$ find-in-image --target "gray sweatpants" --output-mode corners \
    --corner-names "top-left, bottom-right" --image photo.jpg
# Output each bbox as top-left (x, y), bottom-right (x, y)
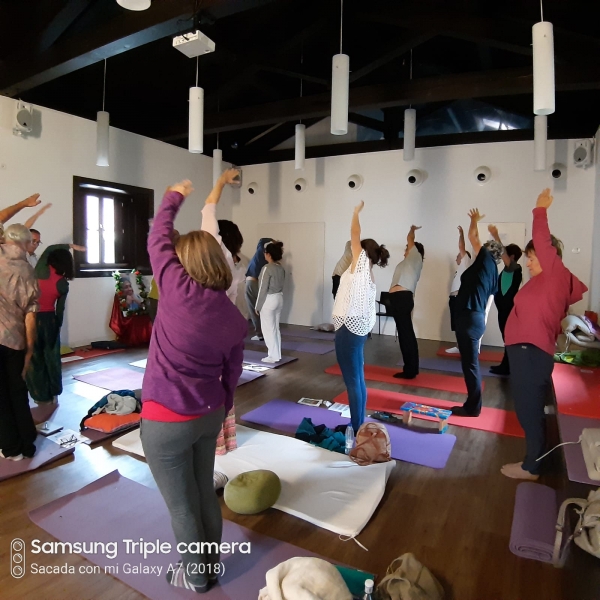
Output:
top-left (141, 406), bottom-right (225, 586)
top-left (245, 278), bottom-right (262, 337)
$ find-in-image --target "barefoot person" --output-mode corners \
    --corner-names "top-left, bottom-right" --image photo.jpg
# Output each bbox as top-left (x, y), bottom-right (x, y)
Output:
top-left (501, 189), bottom-right (587, 480)
top-left (451, 209), bottom-right (502, 417)
top-left (140, 180), bottom-right (247, 592)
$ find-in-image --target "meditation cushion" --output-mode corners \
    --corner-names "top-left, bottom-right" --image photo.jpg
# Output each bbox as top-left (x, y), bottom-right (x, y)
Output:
top-left (224, 469), bottom-right (281, 515)
top-left (83, 413), bottom-right (140, 433)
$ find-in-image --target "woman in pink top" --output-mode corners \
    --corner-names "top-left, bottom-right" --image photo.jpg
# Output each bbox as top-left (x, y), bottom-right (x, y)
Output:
top-left (502, 189), bottom-right (587, 480)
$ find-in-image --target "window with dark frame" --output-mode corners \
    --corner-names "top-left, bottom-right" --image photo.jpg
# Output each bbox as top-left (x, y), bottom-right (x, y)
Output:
top-left (73, 176), bottom-right (154, 278)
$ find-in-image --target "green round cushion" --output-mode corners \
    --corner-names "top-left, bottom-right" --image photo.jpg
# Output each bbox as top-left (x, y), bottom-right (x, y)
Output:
top-left (224, 470), bottom-right (281, 515)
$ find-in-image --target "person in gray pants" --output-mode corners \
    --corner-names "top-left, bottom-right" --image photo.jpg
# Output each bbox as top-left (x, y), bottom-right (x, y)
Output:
top-left (245, 237), bottom-right (273, 340)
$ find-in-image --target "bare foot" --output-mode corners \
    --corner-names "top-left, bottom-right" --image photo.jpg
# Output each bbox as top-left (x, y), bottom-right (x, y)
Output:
top-left (501, 462), bottom-right (539, 481)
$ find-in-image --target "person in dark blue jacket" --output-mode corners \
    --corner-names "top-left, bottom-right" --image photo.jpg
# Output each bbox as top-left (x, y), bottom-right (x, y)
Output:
top-left (245, 237), bottom-right (273, 340)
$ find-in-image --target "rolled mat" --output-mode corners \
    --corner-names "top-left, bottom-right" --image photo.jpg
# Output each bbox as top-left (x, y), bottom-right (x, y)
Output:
top-left (325, 363), bottom-right (482, 394)
top-left (552, 362), bottom-right (600, 419)
top-left (332, 388), bottom-right (524, 438)
top-left (436, 346), bottom-right (504, 363)
top-left (509, 482), bottom-right (559, 563)
top-left (242, 399), bottom-right (456, 469)
top-left (28, 470), bottom-right (331, 600)
top-left (399, 356), bottom-right (507, 379)
top-left (243, 350), bottom-right (297, 368)
top-left (0, 437), bottom-right (74, 482)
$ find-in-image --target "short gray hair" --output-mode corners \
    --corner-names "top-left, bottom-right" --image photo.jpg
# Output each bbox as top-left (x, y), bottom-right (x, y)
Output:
top-left (5, 223), bottom-right (32, 245)
top-left (484, 240), bottom-right (504, 264)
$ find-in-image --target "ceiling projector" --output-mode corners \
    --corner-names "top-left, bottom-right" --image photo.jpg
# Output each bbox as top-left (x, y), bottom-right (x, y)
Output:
top-left (173, 31), bottom-right (215, 58)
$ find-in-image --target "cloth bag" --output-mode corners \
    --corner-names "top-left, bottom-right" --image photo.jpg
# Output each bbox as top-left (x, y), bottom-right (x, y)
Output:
top-left (553, 488), bottom-right (600, 567)
top-left (349, 422), bottom-right (391, 466)
top-left (376, 553), bottom-right (444, 600)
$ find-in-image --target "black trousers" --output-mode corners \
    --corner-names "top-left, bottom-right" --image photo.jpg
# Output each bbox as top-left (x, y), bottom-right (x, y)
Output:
top-left (332, 275), bottom-right (341, 299)
top-left (389, 291), bottom-right (419, 377)
top-left (448, 295), bottom-right (458, 332)
top-left (455, 309), bottom-right (485, 414)
top-left (495, 298), bottom-right (514, 371)
top-left (507, 344), bottom-right (554, 474)
top-left (0, 344), bottom-right (37, 457)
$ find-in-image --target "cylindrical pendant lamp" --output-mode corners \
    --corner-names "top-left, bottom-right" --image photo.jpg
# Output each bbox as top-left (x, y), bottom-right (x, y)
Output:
top-left (331, 54), bottom-right (349, 135)
top-left (213, 148), bottom-right (222, 186)
top-left (403, 108), bottom-right (416, 161)
top-left (534, 115), bottom-right (547, 171)
top-left (96, 111), bottom-right (110, 167)
top-left (189, 86), bottom-right (204, 154)
top-left (532, 21), bottom-right (555, 115)
top-left (295, 124), bottom-right (306, 170)
top-left (117, 0), bottom-right (151, 10)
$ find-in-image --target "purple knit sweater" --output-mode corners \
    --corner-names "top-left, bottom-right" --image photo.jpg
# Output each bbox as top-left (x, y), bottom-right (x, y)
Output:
top-left (141, 190), bottom-right (248, 416)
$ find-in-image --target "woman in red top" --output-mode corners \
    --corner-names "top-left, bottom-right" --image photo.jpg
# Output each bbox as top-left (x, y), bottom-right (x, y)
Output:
top-left (502, 189), bottom-right (587, 480)
top-left (26, 244), bottom-right (84, 404)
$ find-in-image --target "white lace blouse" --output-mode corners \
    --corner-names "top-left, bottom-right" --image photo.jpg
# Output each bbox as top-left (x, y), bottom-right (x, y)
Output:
top-left (332, 250), bottom-right (376, 336)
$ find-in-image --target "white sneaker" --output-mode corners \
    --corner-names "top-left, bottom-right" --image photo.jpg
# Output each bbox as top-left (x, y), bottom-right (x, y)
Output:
top-left (0, 451), bottom-right (23, 461)
top-left (445, 346), bottom-right (460, 354)
top-left (251, 336), bottom-right (264, 341)
top-left (261, 357), bottom-right (278, 363)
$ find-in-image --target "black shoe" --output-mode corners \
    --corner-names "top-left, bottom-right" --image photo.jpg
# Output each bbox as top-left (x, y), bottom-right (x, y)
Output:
top-left (450, 406), bottom-right (480, 417)
top-left (393, 371), bottom-right (417, 380)
top-left (490, 365), bottom-right (509, 376)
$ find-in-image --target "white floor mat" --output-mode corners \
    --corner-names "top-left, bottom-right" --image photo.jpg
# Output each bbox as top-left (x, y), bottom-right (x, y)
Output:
top-left (129, 359), bottom-right (147, 369)
top-left (113, 425), bottom-right (394, 538)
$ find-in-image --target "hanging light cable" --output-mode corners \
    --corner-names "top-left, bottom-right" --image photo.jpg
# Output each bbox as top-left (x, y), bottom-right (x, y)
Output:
top-left (189, 56), bottom-right (204, 154)
top-left (330, 0), bottom-right (349, 135)
top-left (295, 47), bottom-right (306, 170)
top-left (533, 0), bottom-right (555, 115)
top-left (213, 98), bottom-right (222, 185)
top-left (96, 59), bottom-right (109, 167)
top-left (403, 49), bottom-right (416, 161)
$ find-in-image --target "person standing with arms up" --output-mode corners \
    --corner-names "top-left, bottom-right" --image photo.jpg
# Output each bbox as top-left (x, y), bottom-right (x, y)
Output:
top-left (332, 201), bottom-right (389, 432)
top-left (332, 241), bottom-right (352, 299)
top-left (502, 189), bottom-right (587, 480)
top-left (256, 241), bottom-right (285, 363)
top-left (390, 225), bottom-right (424, 379)
top-left (245, 237), bottom-right (274, 341)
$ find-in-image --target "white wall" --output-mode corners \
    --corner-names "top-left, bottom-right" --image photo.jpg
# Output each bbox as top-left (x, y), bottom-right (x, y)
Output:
top-left (0, 96), bottom-right (233, 347)
top-left (233, 139), bottom-right (597, 346)
top-left (590, 126), bottom-right (600, 314)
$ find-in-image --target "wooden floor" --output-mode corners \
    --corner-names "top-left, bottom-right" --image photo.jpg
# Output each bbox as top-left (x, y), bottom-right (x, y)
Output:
top-left (2, 326), bottom-right (598, 600)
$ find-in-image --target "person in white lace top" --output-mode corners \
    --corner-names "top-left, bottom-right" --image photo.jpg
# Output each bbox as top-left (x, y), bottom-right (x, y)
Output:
top-left (332, 201), bottom-right (390, 432)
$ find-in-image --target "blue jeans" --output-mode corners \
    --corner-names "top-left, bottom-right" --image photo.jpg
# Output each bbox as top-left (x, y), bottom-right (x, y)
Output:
top-left (335, 325), bottom-right (368, 432)
top-left (455, 309), bottom-right (485, 414)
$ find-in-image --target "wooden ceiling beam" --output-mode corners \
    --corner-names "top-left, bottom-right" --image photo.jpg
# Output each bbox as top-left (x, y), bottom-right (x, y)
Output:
top-left (38, 0), bottom-right (99, 53)
top-left (348, 112), bottom-right (386, 132)
top-left (258, 65), bottom-right (330, 88)
top-left (199, 64), bottom-right (600, 135)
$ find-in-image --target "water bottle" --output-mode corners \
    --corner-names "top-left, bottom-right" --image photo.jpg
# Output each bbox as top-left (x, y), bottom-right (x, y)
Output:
top-left (362, 578), bottom-right (374, 599)
top-left (345, 425), bottom-right (354, 454)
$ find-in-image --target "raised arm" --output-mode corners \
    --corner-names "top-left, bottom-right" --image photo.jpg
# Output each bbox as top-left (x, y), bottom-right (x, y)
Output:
top-left (350, 201), bottom-right (364, 270)
top-left (532, 188), bottom-right (559, 273)
top-left (24, 203), bottom-right (52, 229)
top-left (407, 225), bottom-right (421, 251)
top-left (201, 168), bottom-right (238, 247)
top-left (487, 224), bottom-right (510, 268)
top-left (0, 194), bottom-right (41, 224)
top-left (467, 208), bottom-right (485, 256)
top-left (148, 180), bottom-right (194, 293)
top-left (457, 225), bottom-right (467, 257)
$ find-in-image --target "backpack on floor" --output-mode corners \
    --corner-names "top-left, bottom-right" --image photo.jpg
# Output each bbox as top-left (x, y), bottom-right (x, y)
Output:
top-left (553, 488), bottom-right (600, 567)
top-left (376, 553), bottom-right (444, 600)
top-left (349, 422), bottom-right (391, 466)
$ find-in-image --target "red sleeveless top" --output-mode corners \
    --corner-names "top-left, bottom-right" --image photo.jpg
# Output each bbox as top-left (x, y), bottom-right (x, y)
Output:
top-left (38, 267), bottom-right (63, 313)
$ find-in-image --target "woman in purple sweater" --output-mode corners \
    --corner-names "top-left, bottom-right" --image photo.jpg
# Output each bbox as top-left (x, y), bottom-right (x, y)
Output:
top-left (140, 180), bottom-right (247, 593)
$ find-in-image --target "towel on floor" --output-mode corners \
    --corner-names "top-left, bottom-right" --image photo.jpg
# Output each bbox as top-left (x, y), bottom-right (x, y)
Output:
top-left (295, 418), bottom-right (346, 454)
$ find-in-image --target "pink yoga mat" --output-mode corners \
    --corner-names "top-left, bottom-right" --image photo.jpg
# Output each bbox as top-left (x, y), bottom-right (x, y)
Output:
top-left (243, 399), bottom-right (456, 469)
top-left (73, 367), bottom-right (144, 391)
top-left (0, 437), bottom-right (74, 482)
top-left (509, 482), bottom-right (560, 563)
top-left (29, 470), bottom-right (323, 599)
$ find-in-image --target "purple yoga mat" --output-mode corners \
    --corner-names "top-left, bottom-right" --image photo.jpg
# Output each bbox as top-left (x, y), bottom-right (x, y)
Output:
top-left (83, 424), bottom-right (140, 444)
top-left (557, 413), bottom-right (600, 486)
top-left (246, 338), bottom-right (334, 355)
top-left (397, 356), bottom-right (508, 379)
top-left (509, 482), bottom-right (559, 563)
top-left (281, 328), bottom-right (335, 341)
top-left (29, 470), bottom-right (321, 600)
top-left (243, 350), bottom-right (298, 369)
top-left (0, 437), bottom-right (74, 482)
top-left (238, 370), bottom-right (265, 386)
top-left (242, 399), bottom-right (456, 469)
top-left (74, 367), bottom-right (145, 391)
